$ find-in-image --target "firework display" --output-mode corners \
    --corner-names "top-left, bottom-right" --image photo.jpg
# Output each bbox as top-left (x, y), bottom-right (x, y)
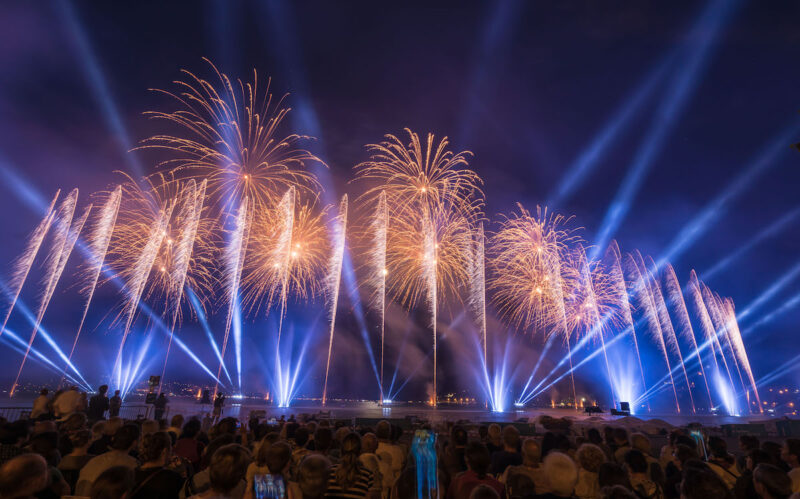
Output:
top-left (0, 62), bottom-right (765, 415)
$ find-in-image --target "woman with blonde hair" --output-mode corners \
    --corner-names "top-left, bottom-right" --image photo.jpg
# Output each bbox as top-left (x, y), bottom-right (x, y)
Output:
top-left (574, 443), bottom-right (607, 499)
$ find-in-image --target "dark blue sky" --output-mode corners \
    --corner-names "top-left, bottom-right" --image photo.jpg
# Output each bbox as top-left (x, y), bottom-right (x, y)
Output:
top-left (0, 0), bottom-right (798, 401)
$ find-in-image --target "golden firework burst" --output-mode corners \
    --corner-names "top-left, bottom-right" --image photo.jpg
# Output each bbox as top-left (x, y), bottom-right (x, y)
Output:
top-left (139, 58), bottom-right (323, 213)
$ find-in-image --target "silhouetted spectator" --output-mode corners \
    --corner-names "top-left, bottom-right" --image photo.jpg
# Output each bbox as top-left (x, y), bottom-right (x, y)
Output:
top-left (448, 442), bottom-right (503, 499)
top-left (154, 393), bottom-right (168, 421)
top-left (681, 466), bottom-right (733, 499)
top-left (76, 423), bottom-right (140, 496)
top-left (491, 425), bottom-right (522, 475)
top-left (780, 439), bottom-right (800, 493)
top-left (88, 385), bottom-right (110, 421)
top-left (190, 443), bottom-right (250, 499)
top-left (753, 463), bottom-right (792, 499)
top-left (58, 428), bottom-right (94, 492)
top-left (109, 390), bottom-right (122, 417)
top-left (0, 453), bottom-right (50, 499)
top-left (91, 465), bottom-right (135, 499)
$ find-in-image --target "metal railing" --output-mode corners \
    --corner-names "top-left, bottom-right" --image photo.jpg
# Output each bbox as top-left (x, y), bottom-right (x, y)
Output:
top-left (0, 406), bottom-right (30, 422)
top-left (0, 405), bottom-right (171, 422)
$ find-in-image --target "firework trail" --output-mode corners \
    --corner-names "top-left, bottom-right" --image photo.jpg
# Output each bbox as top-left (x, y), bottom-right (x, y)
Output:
top-left (575, 247), bottom-right (617, 408)
top-left (624, 253), bottom-right (681, 412)
top-left (270, 188), bottom-right (295, 404)
top-left (705, 288), bottom-right (749, 412)
top-left (366, 191), bottom-right (388, 401)
top-left (606, 241), bottom-right (648, 410)
top-left (688, 271), bottom-right (721, 371)
top-left (159, 180), bottom-right (207, 393)
top-left (691, 272), bottom-right (738, 410)
top-left (215, 196), bottom-right (251, 395)
top-left (722, 298), bottom-right (762, 412)
top-left (664, 265), bottom-right (713, 410)
top-left (12, 191), bottom-right (90, 396)
top-left (354, 129), bottom-right (481, 405)
top-left (273, 188), bottom-right (295, 345)
top-left (549, 252), bottom-right (578, 410)
top-left (61, 186), bottom-right (121, 387)
top-left (488, 204), bottom-right (579, 406)
top-left (702, 285), bottom-right (746, 410)
top-left (642, 255), bottom-right (695, 413)
top-left (322, 195), bottom-right (348, 406)
top-left (468, 223), bottom-right (487, 367)
top-left (113, 203), bottom-right (174, 390)
top-left (140, 59), bottom-right (322, 213)
top-left (1, 191), bottom-right (60, 337)
top-left (422, 214), bottom-right (438, 406)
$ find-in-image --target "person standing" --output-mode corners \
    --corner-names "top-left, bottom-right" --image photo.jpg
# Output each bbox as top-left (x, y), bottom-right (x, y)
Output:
top-left (88, 385), bottom-right (110, 421)
top-left (213, 393), bottom-right (225, 421)
top-left (31, 388), bottom-right (51, 419)
top-left (53, 386), bottom-right (82, 419)
top-left (153, 393), bottom-right (168, 421)
top-left (109, 390), bottom-right (122, 417)
top-left (782, 439), bottom-right (800, 493)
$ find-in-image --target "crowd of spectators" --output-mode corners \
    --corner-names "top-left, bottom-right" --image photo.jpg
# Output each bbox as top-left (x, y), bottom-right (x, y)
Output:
top-left (1, 388), bottom-right (800, 498)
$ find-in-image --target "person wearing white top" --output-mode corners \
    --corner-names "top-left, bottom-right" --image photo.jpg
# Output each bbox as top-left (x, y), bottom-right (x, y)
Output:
top-left (31, 389), bottom-right (50, 419)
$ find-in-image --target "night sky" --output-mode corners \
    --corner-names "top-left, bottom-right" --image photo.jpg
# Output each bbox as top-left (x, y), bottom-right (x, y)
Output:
top-left (0, 0), bottom-right (798, 404)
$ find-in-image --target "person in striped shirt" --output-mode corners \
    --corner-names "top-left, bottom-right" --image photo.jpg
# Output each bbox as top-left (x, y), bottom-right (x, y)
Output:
top-left (324, 432), bottom-right (380, 499)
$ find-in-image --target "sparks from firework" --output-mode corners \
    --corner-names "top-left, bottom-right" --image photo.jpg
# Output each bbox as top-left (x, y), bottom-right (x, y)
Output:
top-left (561, 247), bottom-right (621, 407)
top-left (664, 264), bottom-right (714, 409)
top-left (688, 271), bottom-right (721, 372)
top-left (624, 253), bottom-right (681, 413)
top-left (642, 255), bottom-right (695, 414)
top-left (111, 201), bottom-right (174, 390)
top-left (322, 195), bottom-right (348, 406)
top-left (489, 205), bottom-right (577, 333)
top-left (108, 174), bottom-right (217, 318)
top-left (605, 241), bottom-right (649, 411)
top-left (140, 58), bottom-right (322, 214)
top-left (489, 204), bottom-right (580, 407)
top-left (701, 284), bottom-right (746, 412)
top-left (215, 196), bottom-right (251, 396)
top-left (354, 130), bottom-right (482, 405)
top-left (242, 187), bottom-right (328, 405)
top-left (468, 223), bottom-right (488, 370)
top-left (11, 191), bottom-right (91, 396)
top-left (1, 191), bottom-right (60, 337)
top-left (365, 191), bottom-right (388, 402)
top-left (159, 179), bottom-right (208, 393)
top-left (722, 298), bottom-right (762, 412)
top-left (61, 185), bottom-right (121, 387)
top-left (690, 271), bottom-right (738, 411)
top-left (354, 129), bottom-right (483, 223)
top-left (242, 189), bottom-right (329, 316)
top-left (705, 288), bottom-right (750, 412)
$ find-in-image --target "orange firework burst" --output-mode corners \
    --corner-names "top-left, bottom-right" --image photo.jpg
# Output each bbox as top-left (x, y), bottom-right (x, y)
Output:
top-left (353, 129), bottom-right (483, 307)
top-left (241, 194), bottom-right (329, 314)
top-left (139, 58), bottom-right (323, 213)
top-left (560, 247), bottom-right (625, 341)
top-left (384, 202), bottom-right (473, 308)
top-left (105, 173), bottom-right (218, 322)
top-left (489, 204), bottom-right (579, 335)
top-left (354, 128), bottom-right (483, 221)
